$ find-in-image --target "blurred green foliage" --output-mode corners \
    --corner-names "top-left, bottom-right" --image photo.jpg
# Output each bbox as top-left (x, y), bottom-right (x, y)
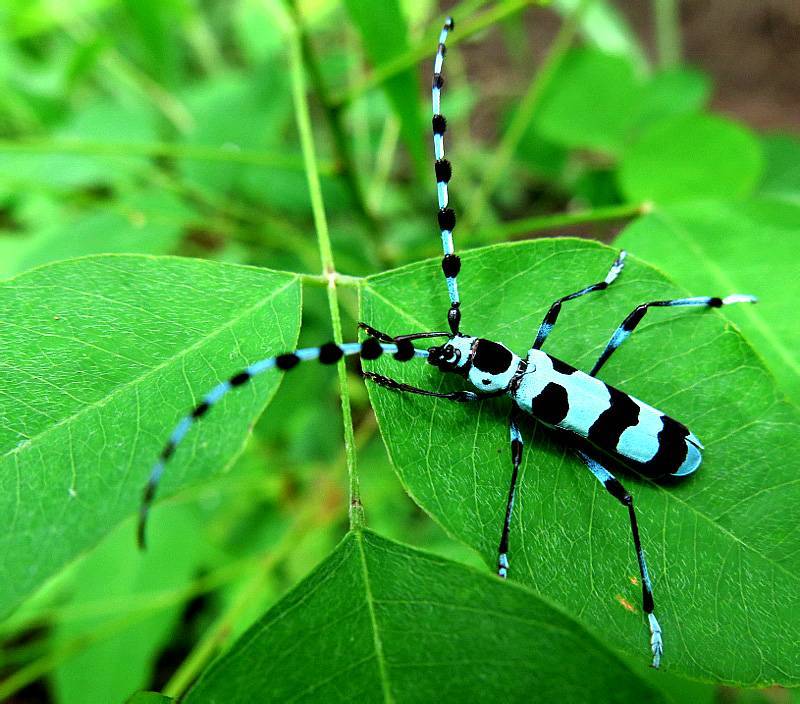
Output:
top-left (0, 0), bottom-right (798, 702)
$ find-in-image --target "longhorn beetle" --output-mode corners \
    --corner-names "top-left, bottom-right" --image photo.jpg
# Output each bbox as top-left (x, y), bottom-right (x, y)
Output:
top-left (138, 18), bottom-right (757, 668)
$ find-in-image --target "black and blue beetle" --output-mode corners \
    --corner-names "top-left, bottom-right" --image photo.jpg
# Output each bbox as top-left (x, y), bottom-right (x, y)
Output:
top-left (138, 17), bottom-right (756, 668)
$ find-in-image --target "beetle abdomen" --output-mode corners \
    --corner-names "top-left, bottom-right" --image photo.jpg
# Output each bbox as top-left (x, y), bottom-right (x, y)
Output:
top-left (513, 349), bottom-right (702, 478)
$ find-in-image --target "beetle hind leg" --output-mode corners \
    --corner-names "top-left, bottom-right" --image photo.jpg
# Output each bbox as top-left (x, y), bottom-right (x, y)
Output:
top-left (576, 450), bottom-right (663, 668)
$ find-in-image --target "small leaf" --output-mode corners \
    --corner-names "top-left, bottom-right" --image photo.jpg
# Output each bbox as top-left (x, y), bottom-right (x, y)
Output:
top-left (618, 114), bottom-right (763, 204)
top-left (757, 134), bottom-right (800, 204)
top-left (633, 67), bottom-right (710, 129)
top-left (0, 256), bottom-right (301, 619)
top-left (616, 199), bottom-right (800, 405)
top-left (535, 48), bottom-right (645, 155)
top-left (184, 530), bottom-right (666, 703)
top-left (361, 238), bottom-right (800, 684)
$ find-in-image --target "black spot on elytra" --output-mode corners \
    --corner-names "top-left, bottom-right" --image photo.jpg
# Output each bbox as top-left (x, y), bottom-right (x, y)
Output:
top-left (641, 416), bottom-right (690, 478)
top-left (530, 383), bottom-right (569, 425)
top-left (588, 386), bottom-right (639, 453)
top-left (472, 339), bottom-right (513, 375)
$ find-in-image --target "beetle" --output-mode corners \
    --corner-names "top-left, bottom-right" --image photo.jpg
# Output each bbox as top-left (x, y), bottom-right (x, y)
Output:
top-left (138, 17), bottom-right (756, 668)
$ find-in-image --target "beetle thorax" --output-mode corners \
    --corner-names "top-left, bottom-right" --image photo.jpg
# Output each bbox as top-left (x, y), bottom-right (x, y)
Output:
top-left (427, 335), bottom-right (520, 393)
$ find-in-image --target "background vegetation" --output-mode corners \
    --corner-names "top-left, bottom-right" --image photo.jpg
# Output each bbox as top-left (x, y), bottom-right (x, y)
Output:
top-left (0, 0), bottom-right (798, 702)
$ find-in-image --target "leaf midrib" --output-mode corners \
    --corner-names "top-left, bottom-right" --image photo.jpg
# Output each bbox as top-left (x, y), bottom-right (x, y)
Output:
top-left (355, 531), bottom-right (395, 704)
top-left (1, 275), bottom-right (298, 462)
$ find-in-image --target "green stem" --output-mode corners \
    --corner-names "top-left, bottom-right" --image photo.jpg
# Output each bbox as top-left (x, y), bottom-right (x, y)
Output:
top-left (331, 0), bottom-right (534, 108)
top-left (462, 0), bottom-right (593, 237)
top-left (0, 138), bottom-right (335, 174)
top-left (298, 272), bottom-right (362, 288)
top-left (653, 0), bottom-right (682, 68)
top-left (477, 201), bottom-right (650, 243)
top-left (286, 13), bottom-right (364, 529)
top-left (286, 0), bottom-right (382, 240)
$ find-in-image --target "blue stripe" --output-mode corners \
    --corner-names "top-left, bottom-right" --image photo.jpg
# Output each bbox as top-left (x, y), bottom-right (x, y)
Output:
top-left (440, 229), bottom-right (454, 254)
top-left (205, 381), bottom-right (231, 404)
top-left (247, 357), bottom-right (276, 375)
top-left (433, 134), bottom-right (444, 159)
top-left (169, 417), bottom-right (192, 446)
top-left (446, 276), bottom-right (459, 304)
top-left (437, 182), bottom-right (448, 208)
top-left (617, 406), bottom-right (663, 463)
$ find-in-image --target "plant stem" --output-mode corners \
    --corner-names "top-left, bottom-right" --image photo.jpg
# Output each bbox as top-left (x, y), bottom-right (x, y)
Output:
top-left (477, 201), bottom-right (650, 242)
top-left (462, 0), bottom-right (592, 237)
top-left (285, 0), bottom-right (383, 240)
top-left (298, 272), bottom-right (362, 288)
top-left (331, 0), bottom-right (534, 109)
top-left (162, 415), bottom-right (379, 698)
top-left (286, 13), bottom-right (364, 530)
top-left (653, 0), bottom-right (682, 68)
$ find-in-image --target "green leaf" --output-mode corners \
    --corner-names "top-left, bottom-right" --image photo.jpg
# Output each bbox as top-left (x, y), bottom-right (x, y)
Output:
top-left (342, 0), bottom-right (426, 182)
top-left (52, 506), bottom-right (204, 704)
top-left (535, 48), bottom-right (645, 155)
top-left (618, 114), bottom-right (763, 204)
top-left (757, 134), bottom-right (800, 204)
top-left (361, 238), bottom-right (800, 684)
top-left (0, 256), bottom-right (301, 619)
top-left (633, 67), bottom-right (710, 130)
top-left (0, 189), bottom-right (196, 278)
top-left (616, 199), bottom-right (800, 406)
top-left (184, 530), bottom-right (665, 703)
